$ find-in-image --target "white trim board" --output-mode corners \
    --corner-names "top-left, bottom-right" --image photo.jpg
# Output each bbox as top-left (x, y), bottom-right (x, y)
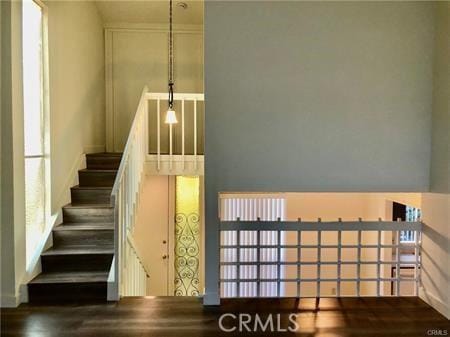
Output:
top-left (53, 152), bottom-right (86, 213)
top-left (419, 287), bottom-right (450, 320)
top-left (104, 23), bottom-right (202, 32)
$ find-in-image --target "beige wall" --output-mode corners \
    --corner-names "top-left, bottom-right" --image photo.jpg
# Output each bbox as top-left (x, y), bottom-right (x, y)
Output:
top-left (421, 194), bottom-right (450, 318)
top-left (47, 0), bottom-right (106, 213)
top-left (106, 27), bottom-right (203, 152)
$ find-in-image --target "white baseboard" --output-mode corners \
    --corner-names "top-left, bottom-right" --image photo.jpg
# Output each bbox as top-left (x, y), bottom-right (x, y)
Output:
top-left (19, 284), bottom-right (28, 303)
top-left (54, 153), bottom-right (86, 210)
top-left (1, 294), bottom-right (19, 308)
top-left (19, 213), bottom-right (60, 304)
top-left (419, 286), bottom-right (450, 319)
top-left (84, 144), bottom-right (106, 154)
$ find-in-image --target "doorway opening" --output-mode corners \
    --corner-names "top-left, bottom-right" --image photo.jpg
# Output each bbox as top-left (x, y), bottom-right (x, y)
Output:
top-left (132, 175), bottom-right (203, 296)
top-left (391, 201), bottom-right (421, 296)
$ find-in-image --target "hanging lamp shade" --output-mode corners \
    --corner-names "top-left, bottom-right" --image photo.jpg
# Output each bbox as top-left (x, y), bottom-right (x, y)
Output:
top-left (165, 107), bottom-right (177, 124)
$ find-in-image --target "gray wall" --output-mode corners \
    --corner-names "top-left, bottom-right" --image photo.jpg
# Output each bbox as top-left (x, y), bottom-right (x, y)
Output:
top-left (205, 1), bottom-right (435, 193)
top-left (429, 2), bottom-right (449, 194)
top-left (204, 1), bottom-right (436, 304)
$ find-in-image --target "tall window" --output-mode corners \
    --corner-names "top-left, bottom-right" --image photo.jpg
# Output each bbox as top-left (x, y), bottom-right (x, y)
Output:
top-left (23, 0), bottom-right (49, 264)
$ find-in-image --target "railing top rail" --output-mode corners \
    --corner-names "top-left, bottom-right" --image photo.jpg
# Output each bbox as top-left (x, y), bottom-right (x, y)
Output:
top-left (111, 85), bottom-right (149, 198)
top-left (220, 220), bottom-right (422, 231)
top-left (146, 92), bottom-right (204, 101)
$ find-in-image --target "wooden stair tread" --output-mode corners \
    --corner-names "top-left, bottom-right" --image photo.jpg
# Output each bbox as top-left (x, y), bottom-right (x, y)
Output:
top-left (53, 223), bottom-right (114, 231)
top-left (86, 152), bottom-right (122, 157)
top-left (78, 169), bottom-right (118, 173)
top-left (71, 185), bottom-right (113, 190)
top-left (29, 271), bottom-right (109, 284)
top-left (63, 203), bottom-right (113, 209)
top-left (42, 246), bottom-right (114, 256)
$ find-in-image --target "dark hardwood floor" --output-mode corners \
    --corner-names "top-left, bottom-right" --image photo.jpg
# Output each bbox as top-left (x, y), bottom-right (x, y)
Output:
top-left (1, 297), bottom-right (449, 337)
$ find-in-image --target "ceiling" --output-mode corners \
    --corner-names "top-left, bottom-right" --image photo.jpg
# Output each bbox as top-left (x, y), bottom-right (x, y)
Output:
top-left (95, 0), bottom-right (203, 25)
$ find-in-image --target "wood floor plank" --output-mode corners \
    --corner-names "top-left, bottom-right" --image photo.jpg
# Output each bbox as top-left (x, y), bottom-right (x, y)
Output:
top-left (1, 297), bottom-right (449, 337)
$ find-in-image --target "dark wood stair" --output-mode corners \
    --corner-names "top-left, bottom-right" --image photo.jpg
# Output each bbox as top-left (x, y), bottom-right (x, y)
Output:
top-left (28, 152), bottom-right (121, 303)
top-left (78, 169), bottom-right (117, 187)
top-left (71, 186), bottom-right (112, 204)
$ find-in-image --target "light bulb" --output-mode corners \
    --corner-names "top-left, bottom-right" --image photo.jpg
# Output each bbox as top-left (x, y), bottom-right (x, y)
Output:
top-left (165, 108), bottom-right (178, 124)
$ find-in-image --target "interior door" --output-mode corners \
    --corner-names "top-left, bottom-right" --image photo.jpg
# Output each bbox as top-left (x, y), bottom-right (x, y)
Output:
top-left (133, 175), bottom-right (174, 295)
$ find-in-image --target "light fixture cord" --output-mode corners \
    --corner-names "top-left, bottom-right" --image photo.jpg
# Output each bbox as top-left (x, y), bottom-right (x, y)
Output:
top-left (168, 0), bottom-right (174, 108)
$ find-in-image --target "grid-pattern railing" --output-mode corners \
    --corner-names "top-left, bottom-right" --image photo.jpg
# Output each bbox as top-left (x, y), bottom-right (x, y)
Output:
top-left (220, 220), bottom-right (422, 298)
top-left (219, 195), bottom-right (287, 297)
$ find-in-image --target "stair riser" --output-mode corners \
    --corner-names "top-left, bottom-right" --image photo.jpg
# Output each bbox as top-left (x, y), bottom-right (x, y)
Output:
top-left (86, 156), bottom-right (121, 170)
top-left (71, 188), bottom-right (112, 205)
top-left (42, 254), bottom-right (113, 272)
top-left (53, 230), bottom-right (114, 247)
top-left (78, 171), bottom-right (117, 187)
top-left (63, 207), bottom-right (114, 223)
top-left (28, 282), bottom-right (107, 302)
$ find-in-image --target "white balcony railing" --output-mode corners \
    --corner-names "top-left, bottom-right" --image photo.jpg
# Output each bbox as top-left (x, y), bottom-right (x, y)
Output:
top-left (146, 92), bottom-right (204, 175)
top-left (220, 219), bottom-right (422, 298)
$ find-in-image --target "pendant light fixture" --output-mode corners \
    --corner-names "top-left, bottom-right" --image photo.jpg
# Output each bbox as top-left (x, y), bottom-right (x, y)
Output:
top-left (165, 0), bottom-right (177, 124)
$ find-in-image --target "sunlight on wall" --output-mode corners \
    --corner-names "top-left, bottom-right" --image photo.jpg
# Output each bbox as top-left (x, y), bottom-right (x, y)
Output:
top-left (175, 176), bottom-right (200, 296)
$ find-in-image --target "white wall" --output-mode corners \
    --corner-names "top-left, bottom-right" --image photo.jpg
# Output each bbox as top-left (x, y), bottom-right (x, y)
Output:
top-left (420, 2), bottom-right (450, 319)
top-left (46, 0), bottom-right (106, 214)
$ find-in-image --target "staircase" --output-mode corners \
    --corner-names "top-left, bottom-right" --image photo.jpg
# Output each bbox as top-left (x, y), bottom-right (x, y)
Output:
top-left (28, 153), bottom-right (121, 302)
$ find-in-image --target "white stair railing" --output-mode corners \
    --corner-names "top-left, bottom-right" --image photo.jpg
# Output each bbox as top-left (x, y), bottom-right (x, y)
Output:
top-left (122, 235), bottom-right (148, 296)
top-left (108, 86), bottom-right (150, 300)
